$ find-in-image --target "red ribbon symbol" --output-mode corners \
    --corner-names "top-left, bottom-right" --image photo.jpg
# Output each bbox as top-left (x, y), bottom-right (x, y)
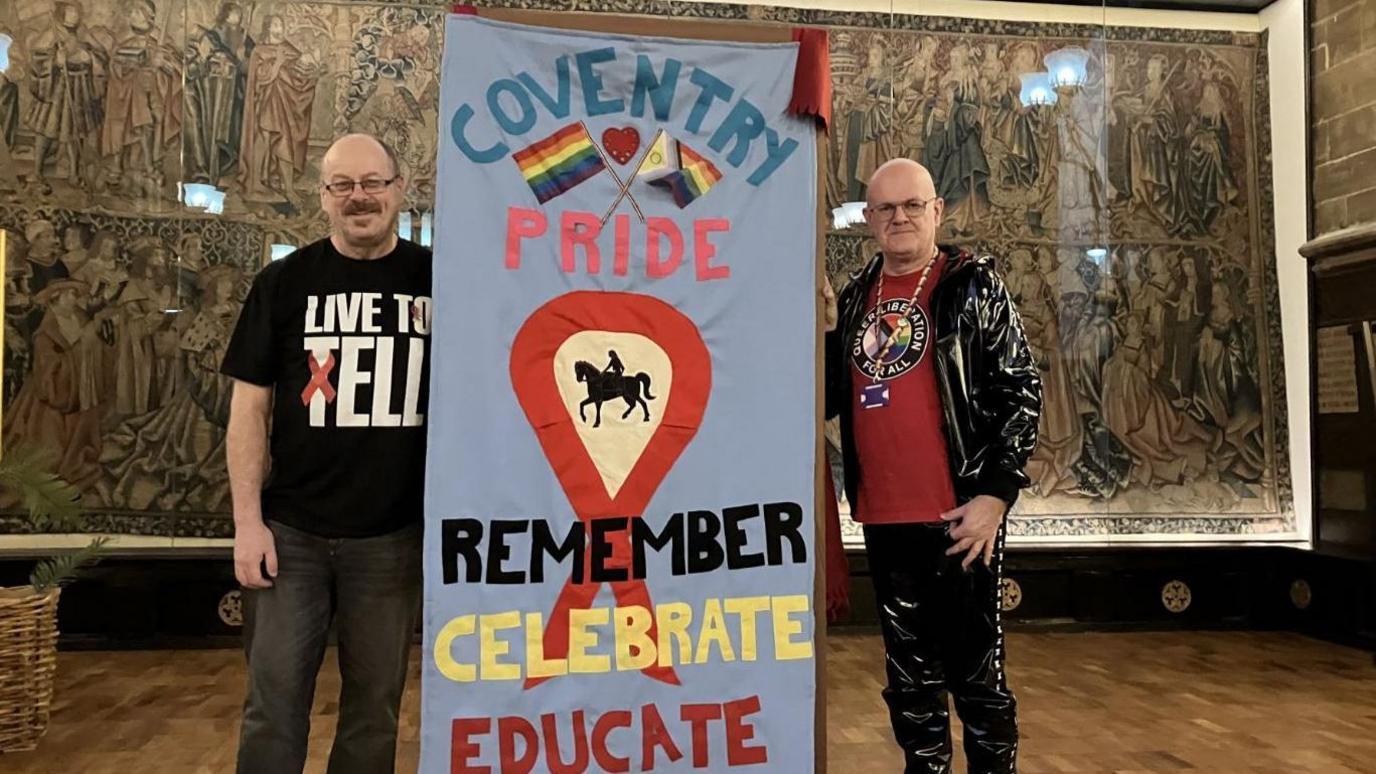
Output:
top-left (301, 352), bottom-right (337, 406)
top-left (509, 291), bottom-right (711, 690)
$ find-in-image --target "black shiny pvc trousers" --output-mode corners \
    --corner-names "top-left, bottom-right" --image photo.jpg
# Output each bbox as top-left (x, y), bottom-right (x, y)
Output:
top-left (862, 522), bottom-right (1017, 774)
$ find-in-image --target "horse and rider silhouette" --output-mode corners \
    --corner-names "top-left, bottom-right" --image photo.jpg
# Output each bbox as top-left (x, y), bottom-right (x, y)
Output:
top-left (574, 350), bottom-right (655, 427)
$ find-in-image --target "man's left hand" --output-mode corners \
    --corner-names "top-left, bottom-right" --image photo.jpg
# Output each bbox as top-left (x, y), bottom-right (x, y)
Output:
top-left (941, 495), bottom-right (1007, 569)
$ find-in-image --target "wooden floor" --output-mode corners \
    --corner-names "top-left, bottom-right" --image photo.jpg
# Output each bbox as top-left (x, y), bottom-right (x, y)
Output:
top-left (3, 631), bottom-right (1374, 773)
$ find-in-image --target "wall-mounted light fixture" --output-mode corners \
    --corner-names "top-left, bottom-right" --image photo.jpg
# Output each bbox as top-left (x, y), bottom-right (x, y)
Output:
top-left (203, 189), bottom-right (225, 215)
top-left (180, 183), bottom-right (226, 215)
top-left (181, 183), bottom-right (216, 209)
top-left (831, 201), bottom-right (867, 230)
top-left (1018, 73), bottom-right (1057, 108)
top-left (1044, 46), bottom-right (1090, 90)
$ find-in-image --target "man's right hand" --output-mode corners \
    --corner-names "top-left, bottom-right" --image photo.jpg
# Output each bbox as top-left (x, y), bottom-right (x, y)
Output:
top-left (234, 518), bottom-right (278, 589)
top-left (821, 276), bottom-right (838, 333)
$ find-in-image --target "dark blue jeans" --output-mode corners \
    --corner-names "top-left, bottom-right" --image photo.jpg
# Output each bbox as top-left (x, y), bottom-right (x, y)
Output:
top-left (237, 520), bottom-right (421, 774)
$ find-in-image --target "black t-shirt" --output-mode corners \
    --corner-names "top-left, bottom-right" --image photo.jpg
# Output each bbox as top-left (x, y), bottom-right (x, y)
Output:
top-left (221, 238), bottom-right (432, 538)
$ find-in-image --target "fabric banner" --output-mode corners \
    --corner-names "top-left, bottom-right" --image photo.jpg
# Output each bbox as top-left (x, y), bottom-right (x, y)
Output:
top-left (424, 16), bottom-right (819, 774)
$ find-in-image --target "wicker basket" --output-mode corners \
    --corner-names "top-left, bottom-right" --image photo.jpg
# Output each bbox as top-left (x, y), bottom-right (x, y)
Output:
top-left (0, 587), bottom-right (60, 753)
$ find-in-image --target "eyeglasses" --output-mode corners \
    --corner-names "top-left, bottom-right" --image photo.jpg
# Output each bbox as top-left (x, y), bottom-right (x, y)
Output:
top-left (867, 198), bottom-right (935, 222)
top-left (321, 176), bottom-right (399, 197)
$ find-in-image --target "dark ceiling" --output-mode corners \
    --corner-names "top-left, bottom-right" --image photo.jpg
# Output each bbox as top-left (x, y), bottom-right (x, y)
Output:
top-left (1001, 0), bottom-right (1276, 13)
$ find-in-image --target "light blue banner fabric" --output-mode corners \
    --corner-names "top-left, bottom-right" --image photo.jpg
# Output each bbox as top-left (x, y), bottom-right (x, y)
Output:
top-left (425, 16), bottom-right (818, 773)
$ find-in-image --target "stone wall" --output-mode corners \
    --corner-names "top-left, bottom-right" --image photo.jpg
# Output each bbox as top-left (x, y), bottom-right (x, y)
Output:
top-left (1311, 0), bottom-right (1376, 232)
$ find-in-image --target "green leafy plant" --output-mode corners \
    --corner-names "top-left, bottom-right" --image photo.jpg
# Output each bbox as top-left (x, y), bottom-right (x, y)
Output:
top-left (29, 538), bottom-right (109, 593)
top-left (0, 444), bottom-right (107, 593)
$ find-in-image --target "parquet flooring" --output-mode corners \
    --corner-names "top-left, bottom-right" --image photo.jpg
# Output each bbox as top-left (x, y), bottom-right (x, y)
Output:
top-left (2, 631), bottom-right (1373, 773)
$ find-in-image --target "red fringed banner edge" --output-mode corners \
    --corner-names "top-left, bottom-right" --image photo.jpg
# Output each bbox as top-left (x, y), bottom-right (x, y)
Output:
top-left (452, 4), bottom-right (478, 14)
top-left (788, 28), bottom-right (832, 132)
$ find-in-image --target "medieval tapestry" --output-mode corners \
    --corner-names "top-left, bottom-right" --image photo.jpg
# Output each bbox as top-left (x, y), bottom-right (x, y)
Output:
top-left (809, 15), bottom-right (1290, 542)
top-left (0, 0), bottom-right (444, 537)
top-left (0, 0), bottom-right (1292, 543)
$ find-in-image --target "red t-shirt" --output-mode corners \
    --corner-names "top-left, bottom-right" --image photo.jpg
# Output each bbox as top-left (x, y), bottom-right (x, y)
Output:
top-left (848, 255), bottom-right (957, 524)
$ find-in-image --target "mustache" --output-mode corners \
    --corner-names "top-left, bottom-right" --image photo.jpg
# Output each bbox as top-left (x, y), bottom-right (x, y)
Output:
top-left (343, 200), bottom-right (382, 216)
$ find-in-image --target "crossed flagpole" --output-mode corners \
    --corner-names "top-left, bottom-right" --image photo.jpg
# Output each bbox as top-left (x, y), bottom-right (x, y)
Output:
top-left (577, 121), bottom-right (666, 225)
top-left (514, 122), bottom-right (682, 222)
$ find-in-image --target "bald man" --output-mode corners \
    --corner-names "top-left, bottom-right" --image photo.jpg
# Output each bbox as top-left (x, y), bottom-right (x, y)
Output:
top-left (823, 158), bottom-right (1041, 773)
top-left (222, 133), bottom-right (430, 774)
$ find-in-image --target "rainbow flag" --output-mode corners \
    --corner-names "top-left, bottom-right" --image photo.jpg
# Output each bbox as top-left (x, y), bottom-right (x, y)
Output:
top-left (648, 142), bottom-right (723, 208)
top-left (512, 124), bottom-right (606, 204)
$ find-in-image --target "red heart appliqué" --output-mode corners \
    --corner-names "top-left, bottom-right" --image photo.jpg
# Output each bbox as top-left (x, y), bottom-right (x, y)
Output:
top-left (601, 127), bottom-right (641, 166)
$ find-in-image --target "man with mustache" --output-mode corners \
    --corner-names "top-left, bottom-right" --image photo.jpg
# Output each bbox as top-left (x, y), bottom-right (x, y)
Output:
top-left (822, 158), bottom-right (1041, 773)
top-left (222, 133), bottom-right (431, 774)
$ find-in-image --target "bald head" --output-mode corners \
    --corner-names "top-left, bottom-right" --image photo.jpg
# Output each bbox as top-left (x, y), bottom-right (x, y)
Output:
top-left (322, 133), bottom-right (399, 180)
top-left (866, 159), bottom-right (937, 206)
top-left (863, 158), bottom-right (944, 272)
top-left (319, 133), bottom-right (406, 259)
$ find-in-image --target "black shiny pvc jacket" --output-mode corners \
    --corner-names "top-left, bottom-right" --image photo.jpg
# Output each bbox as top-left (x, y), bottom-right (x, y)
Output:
top-left (825, 246), bottom-right (1043, 510)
